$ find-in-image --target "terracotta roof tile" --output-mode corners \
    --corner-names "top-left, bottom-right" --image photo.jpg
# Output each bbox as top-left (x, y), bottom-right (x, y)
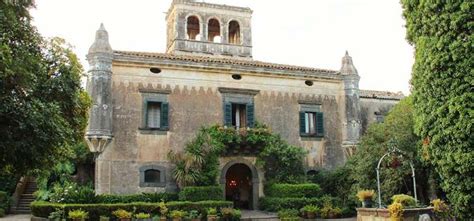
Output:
top-left (360, 90), bottom-right (405, 100)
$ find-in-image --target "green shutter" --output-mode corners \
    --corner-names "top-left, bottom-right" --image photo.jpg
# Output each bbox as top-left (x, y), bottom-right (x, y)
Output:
top-left (160, 102), bottom-right (169, 129)
top-left (224, 102), bottom-right (232, 126)
top-left (299, 112), bottom-right (306, 135)
top-left (247, 103), bottom-right (255, 128)
top-left (144, 101), bottom-right (149, 128)
top-left (316, 112), bottom-right (324, 137)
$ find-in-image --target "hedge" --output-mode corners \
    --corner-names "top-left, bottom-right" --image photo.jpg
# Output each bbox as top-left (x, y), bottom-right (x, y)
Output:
top-left (178, 186), bottom-right (223, 202)
top-left (265, 183), bottom-right (321, 198)
top-left (31, 200), bottom-right (233, 220)
top-left (96, 192), bottom-right (178, 204)
top-left (259, 197), bottom-right (322, 212)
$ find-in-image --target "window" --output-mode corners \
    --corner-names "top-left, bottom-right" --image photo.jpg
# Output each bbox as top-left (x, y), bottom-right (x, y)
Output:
top-left (187, 16), bottom-right (200, 40)
top-left (144, 169), bottom-right (161, 183)
top-left (139, 165), bottom-right (166, 187)
top-left (208, 18), bottom-right (221, 42)
top-left (146, 102), bottom-right (161, 128)
top-left (228, 20), bottom-right (241, 44)
top-left (140, 90), bottom-right (170, 131)
top-left (299, 111), bottom-right (324, 137)
top-left (144, 101), bottom-right (168, 130)
top-left (224, 103), bottom-right (254, 128)
top-left (374, 112), bottom-right (384, 123)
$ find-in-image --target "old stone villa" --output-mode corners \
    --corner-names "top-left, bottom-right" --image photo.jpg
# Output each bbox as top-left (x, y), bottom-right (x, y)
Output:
top-left (84, 0), bottom-right (403, 209)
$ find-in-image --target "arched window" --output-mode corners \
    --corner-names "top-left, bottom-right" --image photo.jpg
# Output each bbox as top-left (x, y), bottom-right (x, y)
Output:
top-left (139, 165), bottom-right (166, 187)
top-left (144, 169), bottom-right (161, 183)
top-left (187, 16), bottom-right (200, 40)
top-left (208, 18), bottom-right (221, 42)
top-left (228, 20), bottom-right (241, 44)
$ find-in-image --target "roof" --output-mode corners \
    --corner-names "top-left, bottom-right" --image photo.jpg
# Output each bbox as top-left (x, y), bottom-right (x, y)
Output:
top-left (113, 50), bottom-right (340, 77)
top-left (360, 90), bottom-right (405, 100)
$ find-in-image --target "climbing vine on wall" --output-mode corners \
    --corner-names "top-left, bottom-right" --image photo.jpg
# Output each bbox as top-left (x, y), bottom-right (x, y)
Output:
top-left (168, 122), bottom-right (307, 188)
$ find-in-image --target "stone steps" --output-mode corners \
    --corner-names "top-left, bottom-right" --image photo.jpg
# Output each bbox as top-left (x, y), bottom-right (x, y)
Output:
top-left (11, 180), bottom-right (37, 214)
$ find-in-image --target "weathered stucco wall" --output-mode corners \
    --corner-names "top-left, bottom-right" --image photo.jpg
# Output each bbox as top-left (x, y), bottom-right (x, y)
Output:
top-left (95, 63), bottom-right (346, 194)
top-left (360, 98), bottom-right (399, 134)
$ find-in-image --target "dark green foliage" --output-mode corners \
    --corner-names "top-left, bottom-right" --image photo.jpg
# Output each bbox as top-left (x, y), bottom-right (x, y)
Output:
top-left (0, 208), bottom-right (4, 217)
top-left (0, 191), bottom-right (9, 211)
top-left (309, 166), bottom-right (355, 207)
top-left (31, 200), bottom-right (233, 220)
top-left (0, 175), bottom-right (17, 195)
top-left (0, 1), bottom-right (91, 176)
top-left (264, 183), bottom-right (321, 198)
top-left (96, 192), bottom-right (178, 204)
top-left (401, 1), bottom-right (473, 218)
top-left (178, 186), bottom-right (223, 201)
top-left (259, 197), bottom-right (322, 212)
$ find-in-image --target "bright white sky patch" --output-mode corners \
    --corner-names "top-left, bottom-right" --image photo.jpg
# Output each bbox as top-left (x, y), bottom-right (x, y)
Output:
top-left (30, 0), bottom-right (413, 94)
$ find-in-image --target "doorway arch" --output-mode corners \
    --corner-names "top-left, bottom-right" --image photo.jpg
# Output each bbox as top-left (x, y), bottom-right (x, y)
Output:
top-left (220, 160), bottom-right (259, 210)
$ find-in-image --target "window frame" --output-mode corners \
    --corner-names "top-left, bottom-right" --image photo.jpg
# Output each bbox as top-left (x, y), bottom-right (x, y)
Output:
top-left (139, 90), bottom-right (170, 132)
top-left (299, 104), bottom-right (324, 138)
top-left (139, 165), bottom-right (166, 187)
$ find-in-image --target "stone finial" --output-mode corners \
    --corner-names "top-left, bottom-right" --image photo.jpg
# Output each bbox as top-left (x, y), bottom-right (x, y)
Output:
top-left (340, 51), bottom-right (358, 75)
top-left (88, 23), bottom-right (112, 55)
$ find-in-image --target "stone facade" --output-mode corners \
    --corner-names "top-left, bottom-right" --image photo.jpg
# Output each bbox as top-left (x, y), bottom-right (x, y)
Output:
top-left (84, 0), bottom-right (403, 208)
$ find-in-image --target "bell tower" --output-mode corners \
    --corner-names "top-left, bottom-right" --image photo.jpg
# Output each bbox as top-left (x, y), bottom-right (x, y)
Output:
top-left (165, 0), bottom-right (253, 59)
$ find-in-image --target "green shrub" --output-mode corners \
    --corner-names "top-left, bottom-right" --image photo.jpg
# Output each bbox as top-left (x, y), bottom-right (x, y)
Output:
top-left (0, 208), bottom-right (5, 217)
top-left (220, 207), bottom-right (241, 221)
top-left (265, 183), bottom-right (321, 198)
top-left (97, 192), bottom-right (178, 204)
top-left (0, 191), bottom-right (10, 211)
top-left (178, 186), bottom-right (223, 201)
top-left (277, 209), bottom-right (299, 220)
top-left (320, 204), bottom-right (342, 219)
top-left (392, 194), bottom-right (416, 207)
top-left (49, 181), bottom-right (96, 204)
top-left (259, 197), bottom-right (321, 211)
top-left (31, 200), bottom-right (233, 220)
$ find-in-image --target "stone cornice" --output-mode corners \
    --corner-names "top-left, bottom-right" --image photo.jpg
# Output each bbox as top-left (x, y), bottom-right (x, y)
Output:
top-left (113, 51), bottom-right (343, 82)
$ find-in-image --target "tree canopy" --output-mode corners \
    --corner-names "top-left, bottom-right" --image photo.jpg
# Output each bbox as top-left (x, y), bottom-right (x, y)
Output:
top-left (401, 1), bottom-right (473, 218)
top-left (0, 1), bottom-right (90, 178)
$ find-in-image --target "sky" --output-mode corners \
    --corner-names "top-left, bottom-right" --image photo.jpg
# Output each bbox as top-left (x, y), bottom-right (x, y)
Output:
top-left (30, 0), bottom-right (414, 94)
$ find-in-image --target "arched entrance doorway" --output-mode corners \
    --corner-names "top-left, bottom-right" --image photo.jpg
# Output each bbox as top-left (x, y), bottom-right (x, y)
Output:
top-left (225, 164), bottom-right (252, 209)
top-left (220, 160), bottom-right (259, 210)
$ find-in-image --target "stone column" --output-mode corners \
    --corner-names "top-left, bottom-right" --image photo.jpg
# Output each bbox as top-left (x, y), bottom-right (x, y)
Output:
top-left (85, 24), bottom-right (114, 193)
top-left (341, 51), bottom-right (361, 159)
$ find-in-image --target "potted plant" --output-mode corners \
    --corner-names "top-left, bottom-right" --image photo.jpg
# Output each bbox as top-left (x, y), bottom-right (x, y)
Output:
top-left (187, 210), bottom-right (201, 221)
top-left (388, 202), bottom-right (403, 221)
top-left (113, 209), bottom-right (133, 221)
top-left (357, 189), bottom-right (375, 208)
top-left (68, 209), bottom-right (89, 221)
top-left (221, 207), bottom-right (240, 221)
top-left (206, 208), bottom-right (218, 221)
top-left (158, 201), bottom-right (168, 221)
top-left (135, 212), bottom-right (152, 221)
top-left (301, 205), bottom-right (319, 219)
top-left (170, 210), bottom-right (186, 221)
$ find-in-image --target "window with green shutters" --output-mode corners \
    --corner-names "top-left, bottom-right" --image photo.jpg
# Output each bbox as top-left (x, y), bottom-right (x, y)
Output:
top-left (224, 102), bottom-right (255, 128)
top-left (144, 101), bottom-right (169, 130)
top-left (299, 111), bottom-right (324, 137)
